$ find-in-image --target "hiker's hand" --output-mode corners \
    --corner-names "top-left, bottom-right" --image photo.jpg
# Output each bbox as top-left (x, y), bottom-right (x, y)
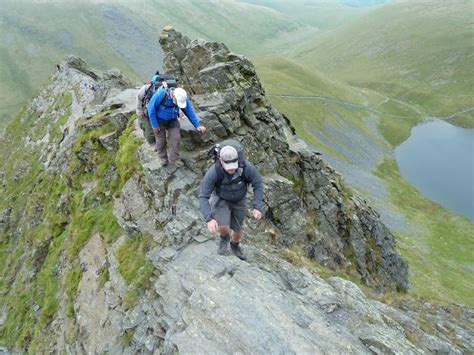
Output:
top-left (253, 209), bottom-right (262, 220)
top-left (196, 125), bottom-right (206, 133)
top-left (153, 127), bottom-right (160, 134)
top-left (207, 219), bottom-right (219, 234)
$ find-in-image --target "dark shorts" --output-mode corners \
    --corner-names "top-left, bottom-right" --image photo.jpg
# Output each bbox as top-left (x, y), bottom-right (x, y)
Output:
top-left (210, 194), bottom-right (246, 231)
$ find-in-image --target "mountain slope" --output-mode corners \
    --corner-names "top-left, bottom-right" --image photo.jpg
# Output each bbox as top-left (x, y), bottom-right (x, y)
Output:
top-left (255, 55), bottom-right (474, 306)
top-left (0, 29), bottom-right (471, 354)
top-left (0, 0), bottom-right (318, 129)
top-left (118, 0), bottom-right (318, 56)
top-left (237, 0), bottom-right (368, 30)
top-left (0, 1), bottom-right (148, 129)
top-left (0, 30), bottom-right (403, 350)
top-left (291, 0), bottom-right (474, 125)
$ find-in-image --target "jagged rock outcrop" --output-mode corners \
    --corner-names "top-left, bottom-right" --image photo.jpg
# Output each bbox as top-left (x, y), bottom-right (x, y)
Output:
top-left (158, 27), bottom-right (409, 292)
top-left (0, 28), bottom-right (472, 354)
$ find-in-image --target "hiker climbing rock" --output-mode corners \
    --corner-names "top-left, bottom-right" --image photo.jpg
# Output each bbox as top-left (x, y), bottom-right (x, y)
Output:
top-left (198, 142), bottom-right (263, 260)
top-left (147, 83), bottom-right (206, 167)
top-left (136, 75), bottom-right (160, 145)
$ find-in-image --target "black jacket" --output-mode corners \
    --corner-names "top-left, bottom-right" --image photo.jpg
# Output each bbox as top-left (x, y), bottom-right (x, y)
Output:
top-left (198, 160), bottom-right (264, 222)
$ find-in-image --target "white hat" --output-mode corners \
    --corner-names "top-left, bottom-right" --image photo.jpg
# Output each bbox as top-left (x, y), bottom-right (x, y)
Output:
top-left (220, 146), bottom-right (239, 170)
top-left (174, 87), bottom-right (187, 108)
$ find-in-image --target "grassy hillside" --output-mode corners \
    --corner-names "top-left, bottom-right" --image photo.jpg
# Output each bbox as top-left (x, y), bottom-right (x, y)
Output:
top-left (375, 158), bottom-right (474, 306)
top-left (0, 86), bottom-right (145, 349)
top-left (0, 1), bottom-right (144, 129)
top-left (119, 0), bottom-right (319, 57)
top-left (0, 0), bottom-right (322, 129)
top-left (291, 0), bottom-right (474, 124)
top-left (237, 0), bottom-right (367, 30)
top-left (254, 57), bottom-right (422, 147)
top-left (254, 57), bottom-right (378, 101)
top-left (255, 56), bottom-right (473, 306)
top-left (340, 0), bottom-right (389, 6)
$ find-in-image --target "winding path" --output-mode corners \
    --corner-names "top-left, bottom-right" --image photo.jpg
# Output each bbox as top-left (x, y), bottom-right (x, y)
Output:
top-left (267, 93), bottom-right (474, 120)
top-left (266, 93), bottom-right (418, 118)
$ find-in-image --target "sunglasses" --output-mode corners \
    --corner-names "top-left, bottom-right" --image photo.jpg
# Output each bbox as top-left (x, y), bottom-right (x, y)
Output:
top-left (223, 158), bottom-right (238, 164)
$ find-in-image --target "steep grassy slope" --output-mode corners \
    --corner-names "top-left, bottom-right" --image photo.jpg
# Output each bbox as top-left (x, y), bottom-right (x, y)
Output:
top-left (0, 1), bottom-right (144, 129)
top-left (254, 57), bottom-right (421, 148)
top-left (0, 0), bottom-right (321, 129)
top-left (374, 158), bottom-right (474, 305)
top-left (255, 56), bottom-right (474, 306)
top-left (291, 0), bottom-right (474, 124)
top-left (0, 79), bottom-right (145, 349)
top-left (118, 0), bottom-right (318, 56)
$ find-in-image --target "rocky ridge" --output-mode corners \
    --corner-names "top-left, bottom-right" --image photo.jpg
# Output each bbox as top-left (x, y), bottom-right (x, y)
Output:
top-left (0, 29), bottom-right (472, 353)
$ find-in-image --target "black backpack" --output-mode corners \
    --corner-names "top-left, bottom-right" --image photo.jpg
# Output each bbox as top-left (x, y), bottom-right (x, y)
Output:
top-left (155, 73), bottom-right (178, 89)
top-left (208, 139), bottom-right (245, 165)
top-left (208, 139), bottom-right (248, 184)
top-left (141, 74), bottom-right (178, 111)
top-left (142, 81), bottom-right (159, 110)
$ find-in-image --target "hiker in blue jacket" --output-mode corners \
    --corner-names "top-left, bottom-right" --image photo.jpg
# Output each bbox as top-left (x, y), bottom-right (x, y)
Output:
top-left (147, 85), bottom-right (206, 167)
top-left (199, 145), bottom-right (264, 260)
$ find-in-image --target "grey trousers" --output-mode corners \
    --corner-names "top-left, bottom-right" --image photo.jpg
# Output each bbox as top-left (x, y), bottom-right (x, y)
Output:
top-left (155, 121), bottom-right (181, 162)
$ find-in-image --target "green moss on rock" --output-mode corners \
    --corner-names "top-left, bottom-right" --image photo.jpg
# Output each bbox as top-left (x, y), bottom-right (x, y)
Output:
top-left (0, 107), bottom-right (143, 350)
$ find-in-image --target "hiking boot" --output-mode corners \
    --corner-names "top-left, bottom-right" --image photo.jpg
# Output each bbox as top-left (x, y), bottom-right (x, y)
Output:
top-left (230, 240), bottom-right (247, 261)
top-left (161, 159), bottom-right (169, 167)
top-left (171, 159), bottom-right (184, 167)
top-left (217, 235), bottom-right (230, 255)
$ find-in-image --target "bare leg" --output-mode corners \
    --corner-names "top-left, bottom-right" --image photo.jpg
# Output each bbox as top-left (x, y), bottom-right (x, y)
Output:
top-left (231, 229), bottom-right (243, 242)
top-left (218, 225), bottom-right (230, 236)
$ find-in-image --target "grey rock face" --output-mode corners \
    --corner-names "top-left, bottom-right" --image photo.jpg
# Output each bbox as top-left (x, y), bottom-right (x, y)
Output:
top-left (74, 234), bottom-right (122, 354)
top-left (101, 28), bottom-right (468, 355)
top-left (98, 131), bottom-right (119, 151)
top-left (152, 242), bottom-right (419, 354)
top-left (114, 174), bottom-right (159, 236)
top-left (159, 27), bottom-right (408, 292)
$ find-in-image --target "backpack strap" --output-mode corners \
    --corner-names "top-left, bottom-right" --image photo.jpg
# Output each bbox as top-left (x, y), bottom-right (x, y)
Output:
top-left (160, 88), bottom-right (175, 108)
top-left (241, 163), bottom-right (251, 184)
top-left (214, 161), bottom-right (225, 186)
top-left (141, 82), bottom-right (155, 108)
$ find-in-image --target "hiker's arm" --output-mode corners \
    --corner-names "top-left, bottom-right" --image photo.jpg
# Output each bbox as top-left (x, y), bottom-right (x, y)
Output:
top-left (198, 167), bottom-right (218, 222)
top-left (182, 100), bottom-right (202, 129)
top-left (246, 162), bottom-right (264, 212)
top-left (147, 88), bottom-right (165, 129)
